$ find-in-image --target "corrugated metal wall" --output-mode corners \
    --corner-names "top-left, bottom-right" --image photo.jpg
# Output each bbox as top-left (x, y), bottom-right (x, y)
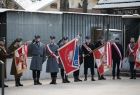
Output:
top-left (0, 11), bottom-right (123, 46)
top-left (62, 13), bottom-right (123, 44)
top-left (6, 11), bottom-right (62, 47)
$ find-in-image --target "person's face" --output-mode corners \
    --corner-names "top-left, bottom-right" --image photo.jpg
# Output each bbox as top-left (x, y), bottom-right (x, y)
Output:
top-left (86, 39), bottom-right (91, 43)
top-left (36, 38), bottom-right (41, 42)
top-left (64, 40), bottom-right (68, 44)
top-left (115, 39), bottom-right (119, 43)
top-left (50, 39), bottom-right (55, 43)
top-left (0, 41), bottom-right (4, 46)
top-left (130, 38), bottom-right (135, 43)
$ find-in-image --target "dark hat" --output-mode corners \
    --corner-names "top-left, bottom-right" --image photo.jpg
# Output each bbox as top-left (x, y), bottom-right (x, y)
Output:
top-left (63, 37), bottom-right (68, 41)
top-left (85, 36), bottom-right (90, 39)
top-left (15, 38), bottom-right (22, 42)
top-left (115, 38), bottom-right (119, 41)
top-left (35, 35), bottom-right (40, 39)
top-left (50, 36), bottom-right (55, 40)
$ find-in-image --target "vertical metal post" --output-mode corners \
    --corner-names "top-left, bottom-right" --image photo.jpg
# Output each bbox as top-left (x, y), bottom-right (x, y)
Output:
top-left (0, 60), bottom-right (4, 95)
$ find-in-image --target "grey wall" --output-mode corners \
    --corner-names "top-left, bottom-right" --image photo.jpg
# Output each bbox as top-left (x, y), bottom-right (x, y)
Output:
top-left (6, 11), bottom-right (62, 47)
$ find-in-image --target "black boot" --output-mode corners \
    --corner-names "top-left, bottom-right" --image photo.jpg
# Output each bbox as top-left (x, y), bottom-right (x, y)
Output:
top-left (50, 77), bottom-right (57, 85)
top-left (37, 78), bottom-right (42, 85)
top-left (91, 75), bottom-right (95, 81)
top-left (15, 78), bottom-right (19, 87)
top-left (84, 75), bottom-right (87, 81)
top-left (34, 79), bottom-right (38, 85)
top-left (65, 75), bottom-right (70, 83)
top-left (18, 78), bottom-right (23, 86)
top-left (101, 75), bottom-right (106, 80)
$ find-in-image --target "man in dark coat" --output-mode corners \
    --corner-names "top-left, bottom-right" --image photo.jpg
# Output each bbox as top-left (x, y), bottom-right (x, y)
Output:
top-left (8, 38), bottom-right (24, 87)
top-left (58, 37), bottom-right (71, 83)
top-left (0, 38), bottom-right (8, 87)
top-left (46, 36), bottom-right (59, 84)
top-left (29, 35), bottom-right (46, 85)
top-left (82, 36), bottom-right (95, 81)
top-left (94, 39), bottom-right (106, 80)
top-left (73, 45), bottom-right (83, 82)
top-left (111, 38), bottom-right (123, 80)
top-left (126, 37), bottom-right (136, 79)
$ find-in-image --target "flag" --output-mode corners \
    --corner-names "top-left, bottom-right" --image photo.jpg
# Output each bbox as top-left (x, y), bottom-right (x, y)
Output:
top-left (58, 38), bottom-right (79, 75)
top-left (133, 36), bottom-right (140, 69)
top-left (93, 45), bottom-right (106, 76)
top-left (106, 42), bottom-right (112, 68)
top-left (14, 44), bottom-right (28, 74)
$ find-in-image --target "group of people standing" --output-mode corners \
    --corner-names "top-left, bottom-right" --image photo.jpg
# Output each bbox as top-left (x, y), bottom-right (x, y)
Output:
top-left (0, 35), bottom-right (137, 87)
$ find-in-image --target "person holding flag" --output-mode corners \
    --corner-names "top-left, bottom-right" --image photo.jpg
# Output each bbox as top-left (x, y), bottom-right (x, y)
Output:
top-left (111, 38), bottom-right (123, 80)
top-left (29, 35), bottom-right (46, 85)
top-left (8, 38), bottom-right (24, 87)
top-left (46, 36), bottom-right (59, 84)
top-left (126, 37), bottom-right (136, 79)
top-left (58, 37), bottom-right (71, 83)
top-left (82, 36), bottom-right (95, 81)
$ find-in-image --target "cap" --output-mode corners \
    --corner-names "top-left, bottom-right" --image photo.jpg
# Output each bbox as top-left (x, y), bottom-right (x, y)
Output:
top-left (85, 36), bottom-right (90, 39)
top-left (15, 38), bottom-right (22, 42)
top-left (63, 37), bottom-right (68, 41)
top-left (50, 36), bottom-right (55, 40)
top-left (115, 38), bottom-right (119, 41)
top-left (0, 38), bottom-right (4, 41)
top-left (35, 35), bottom-right (41, 39)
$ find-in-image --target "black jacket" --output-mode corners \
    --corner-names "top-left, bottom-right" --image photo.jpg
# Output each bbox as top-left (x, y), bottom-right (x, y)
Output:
top-left (112, 42), bottom-right (123, 60)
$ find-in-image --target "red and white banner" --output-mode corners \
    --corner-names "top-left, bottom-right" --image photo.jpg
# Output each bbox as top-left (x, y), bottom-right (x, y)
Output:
top-left (106, 42), bottom-right (112, 68)
top-left (93, 45), bottom-right (105, 76)
top-left (133, 36), bottom-right (140, 69)
top-left (14, 44), bottom-right (28, 74)
top-left (58, 38), bottom-right (79, 75)
top-left (93, 42), bottom-right (112, 75)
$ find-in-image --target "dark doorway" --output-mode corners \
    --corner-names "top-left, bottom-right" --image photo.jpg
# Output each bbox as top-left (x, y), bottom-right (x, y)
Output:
top-left (123, 18), bottom-right (140, 50)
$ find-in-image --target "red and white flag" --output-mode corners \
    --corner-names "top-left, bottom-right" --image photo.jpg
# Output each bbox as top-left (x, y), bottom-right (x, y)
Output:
top-left (133, 36), bottom-right (140, 69)
top-left (14, 44), bottom-right (28, 74)
top-left (58, 38), bottom-right (79, 75)
top-left (106, 42), bottom-right (112, 68)
top-left (93, 45), bottom-right (106, 76)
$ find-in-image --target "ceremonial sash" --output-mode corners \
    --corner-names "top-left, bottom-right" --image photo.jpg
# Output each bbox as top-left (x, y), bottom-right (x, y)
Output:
top-left (46, 44), bottom-right (59, 63)
top-left (83, 44), bottom-right (92, 53)
top-left (113, 43), bottom-right (122, 59)
top-left (0, 46), bottom-right (7, 54)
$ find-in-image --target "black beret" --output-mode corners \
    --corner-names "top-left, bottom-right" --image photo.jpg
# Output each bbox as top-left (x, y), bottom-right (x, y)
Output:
top-left (85, 36), bottom-right (90, 39)
top-left (63, 37), bottom-right (68, 40)
top-left (15, 38), bottom-right (22, 42)
top-left (115, 38), bottom-right (119, 40)
top-left (35, 35), bottom-right (40, 39)
top-left (50, 36), bottom-right (55, 39)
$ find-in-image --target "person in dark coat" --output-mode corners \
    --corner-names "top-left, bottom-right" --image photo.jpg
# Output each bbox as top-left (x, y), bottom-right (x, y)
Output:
top-left (126, 37), bottom-right (136, 79)
top-left (82, 36), bottom-right (95, 81)
top-left (94, 39), bottom-right (106, 80)
top-left (111, 38), bottom-right (123, 80)
top-left (73, 45), bottom-right (83, 82)
top-left (58, 37), bottom-right (71, 83)
top-left (29, 35), bottom-right (46, 85)
top-left (8, 38), bottom-right (23, 87)
top-left (0, 38), bottom-right (8, 87)
top-left (46, 36), bottom-right (59, 84)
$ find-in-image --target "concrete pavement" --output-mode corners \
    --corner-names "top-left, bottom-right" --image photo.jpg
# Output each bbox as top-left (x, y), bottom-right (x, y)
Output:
top-left (2, 77), bottom-right (140, 95)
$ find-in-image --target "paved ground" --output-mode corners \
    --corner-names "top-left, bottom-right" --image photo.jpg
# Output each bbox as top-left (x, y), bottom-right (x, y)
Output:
top-left (2, 77), bottom-right (140, 95)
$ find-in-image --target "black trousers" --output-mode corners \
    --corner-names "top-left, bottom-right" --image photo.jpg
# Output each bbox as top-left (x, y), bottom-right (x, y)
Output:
top-left (112, 59), bottom-right (120, 77)
top-left (51, 72), bottom-right (57, 78)
top-left (73, 70), bottom-right (79, 79)
top-left (129, 62), bottom-right (136, 78)
top-left (60, 69), bottom-right (68, 80)
top-left (84, 66), bottom-right (94, 75)
top-left (32, 70), bottom-right (41, 79)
